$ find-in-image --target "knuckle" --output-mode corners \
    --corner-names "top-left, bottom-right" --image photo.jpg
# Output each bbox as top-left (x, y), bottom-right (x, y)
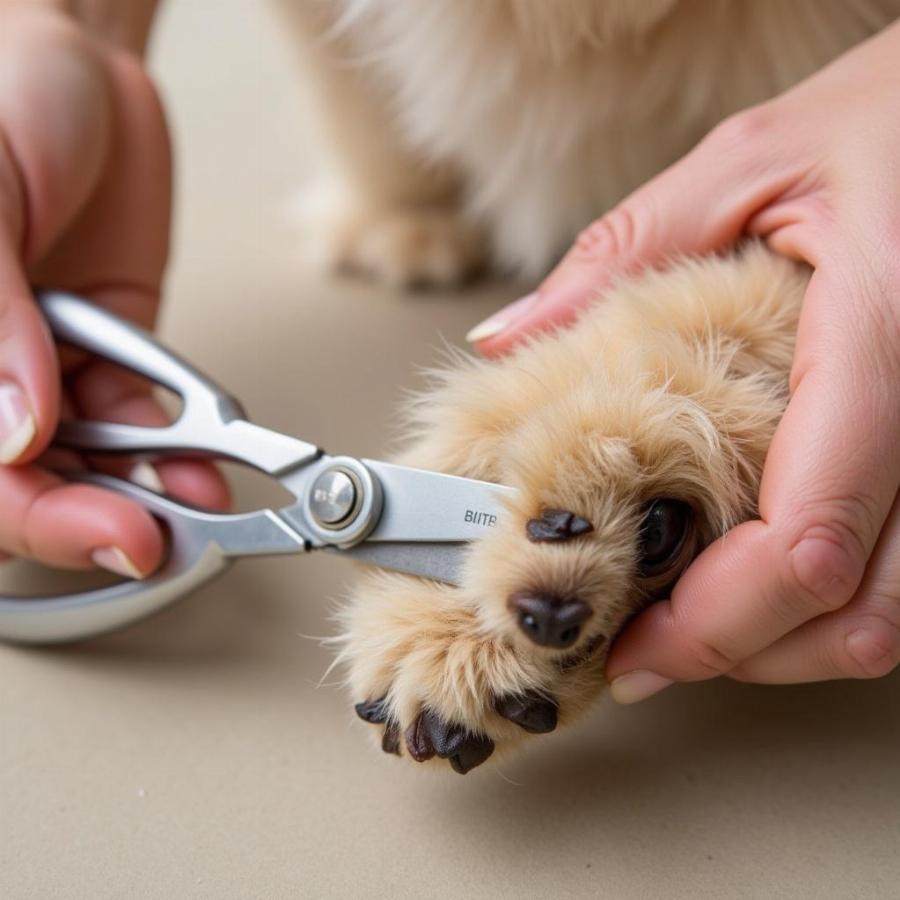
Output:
top-left (18, 480), bottom-right (54, 561)
top-left (842, 613), bottom-right (900, 679)
top-left (704, 104), bottom-right (774, 155)
top-left (682, 631), bottom-right (739, 677)
top-left (573, 204), bottom-right (641, 263)
top-left (786, 502), bottom-right (875, 614)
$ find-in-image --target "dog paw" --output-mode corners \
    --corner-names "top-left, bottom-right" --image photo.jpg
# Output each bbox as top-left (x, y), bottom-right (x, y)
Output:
top-left (294, 186), bottom-right (486, 289)
top-left (342, 574), bottom-right (602, 775)
top-left (356, 701), bottom-right (498, 774)
top-left (354, 690), bottom-right (560, 775)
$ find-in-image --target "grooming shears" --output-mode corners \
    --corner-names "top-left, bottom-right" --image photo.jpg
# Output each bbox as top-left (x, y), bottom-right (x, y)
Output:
top-left (0, 292), bottom-right (516, 645)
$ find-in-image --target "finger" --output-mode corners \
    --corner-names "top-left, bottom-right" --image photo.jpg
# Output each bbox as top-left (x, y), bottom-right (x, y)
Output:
top-left (0, 464), bottom-right (163, 575)
top-left (606, 263), bottom-right (900, 695)
top-left (0, 19), bottom-right (116, 463)
top-left (469, 106), bottom-right (802, 355)
top-left (0, 240), bottom-right (59, 464)
top-left (71, 357), bottom-right (231, 511)
top-left (728, 491), bottom-right (900, 683)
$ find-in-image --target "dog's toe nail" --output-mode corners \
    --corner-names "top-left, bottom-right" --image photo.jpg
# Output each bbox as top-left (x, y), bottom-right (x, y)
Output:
top-left (381, 722), bottom-right (401, 756)
top-left (355, 697), bottom-right (389, 724)
top-left (494, 691), bottom-right (558, 733)
top-left (447, 734), bottom-right (495, 774)
top-left (405, 712), bottom-right (436, 762)
top-left (404, 710), bottom-right (494, 772)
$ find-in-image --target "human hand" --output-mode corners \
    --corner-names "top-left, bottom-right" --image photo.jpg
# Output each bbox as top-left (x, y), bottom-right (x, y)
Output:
top-left (0, 5), bottom-right (228, 578)
top-left (467, 22), bottom-right (900, 694)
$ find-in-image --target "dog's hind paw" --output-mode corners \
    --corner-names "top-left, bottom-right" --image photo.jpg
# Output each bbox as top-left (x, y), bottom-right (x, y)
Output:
top-left (294, 185), bottom-right (485, 290)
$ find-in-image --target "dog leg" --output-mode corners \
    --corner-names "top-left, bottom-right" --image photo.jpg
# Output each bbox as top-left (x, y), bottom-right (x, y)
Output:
top-left (274, 1), bottom-right (485, 288)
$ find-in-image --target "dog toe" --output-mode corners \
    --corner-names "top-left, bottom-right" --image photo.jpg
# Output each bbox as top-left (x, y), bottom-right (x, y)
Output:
top-left (355, 697), bottom-right (390, 724)
top-left (405, 709), bottom-right (495, 774)
top-left (381, 721), bottom-right (402, 755)
top-left (355, 697), bottom-right (402, 755)
top-left (494, 691), bottom-right (559, 733)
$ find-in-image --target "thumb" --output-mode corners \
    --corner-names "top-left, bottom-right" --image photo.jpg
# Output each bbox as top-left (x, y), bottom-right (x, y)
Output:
top-left (0, 239), bottom-right (59, 464)
top-left (468, 108), bottom-right (795, 356)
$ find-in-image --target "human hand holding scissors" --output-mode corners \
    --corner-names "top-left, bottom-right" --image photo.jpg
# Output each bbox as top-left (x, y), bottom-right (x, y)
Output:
top-left (0, 293), bottom-right (515, 644)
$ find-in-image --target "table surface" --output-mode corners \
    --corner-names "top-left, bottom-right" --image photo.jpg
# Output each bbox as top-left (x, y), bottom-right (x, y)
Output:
top-left (2, 4), bottom-right (898, 898)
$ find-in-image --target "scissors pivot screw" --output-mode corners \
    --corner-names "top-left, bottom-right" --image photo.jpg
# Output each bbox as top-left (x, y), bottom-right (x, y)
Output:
top-left (310, 467), bottom-right (361, 529)
top-left (291, 455), bottom-right (383, 548)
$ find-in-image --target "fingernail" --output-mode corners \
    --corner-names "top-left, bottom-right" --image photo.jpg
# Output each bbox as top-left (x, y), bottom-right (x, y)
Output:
top-left (609, 670), bottom-right (674, 705)
top-left (91, 546), bottom-right (145, 580)
top-left (129, 462), bottom-right (165, 493)
top-left (0, 381), bottom-right (36, 464)
top-left (465, 291), bottom-right (540, 343)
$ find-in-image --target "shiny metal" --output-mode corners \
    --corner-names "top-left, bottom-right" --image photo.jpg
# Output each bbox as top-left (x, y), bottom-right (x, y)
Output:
top-left (355, 460), bottom-right (515, 543)
top-left (309, 468), bottom-right (359, 527)
top-left (326, 461), bottom-right (517, 581)
top-left (0, 291), bottom-right (520, 645)
top-left (0, 476), bottom-right (307, 644)
top-left (281, 457), bottom-right (517, 575)
top-left (40, 291), bottom-right (320, 476)
top-left (285, 456), bottom-right (384, 549)
top-left (331, 542), bottom-right (471, 585)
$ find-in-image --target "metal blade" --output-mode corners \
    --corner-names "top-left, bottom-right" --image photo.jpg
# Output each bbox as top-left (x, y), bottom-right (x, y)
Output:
top-left (329, 462), bottom-right (518, 584)
top-left (360, 460), bottom-right (517, 543)
top-left (279, 456), bottom-right (518, 583)
top-left (325, 541), bottom-right (470, 585)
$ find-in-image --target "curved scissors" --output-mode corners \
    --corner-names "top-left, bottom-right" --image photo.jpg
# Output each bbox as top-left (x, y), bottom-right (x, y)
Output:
top-left (0, 292), bottom-right (516, 645)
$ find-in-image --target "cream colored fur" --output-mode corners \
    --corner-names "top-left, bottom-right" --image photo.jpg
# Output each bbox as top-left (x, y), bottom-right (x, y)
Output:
top-left (337, 244), bottom-right (807, 769)
top-left (278, 0), bottom-right (900, 284)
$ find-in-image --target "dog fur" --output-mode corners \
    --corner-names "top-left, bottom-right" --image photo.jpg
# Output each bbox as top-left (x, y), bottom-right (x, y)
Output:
top-left (278, 1), bottom-right (900, 772)
top-left (278, 0), bottom-right (900, 285)
top-left (335, 243), bottom-right (807, 771)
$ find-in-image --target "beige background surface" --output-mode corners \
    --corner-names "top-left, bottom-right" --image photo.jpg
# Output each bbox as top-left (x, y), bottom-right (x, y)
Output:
top-left (2, 3), bottom-right (899, 898)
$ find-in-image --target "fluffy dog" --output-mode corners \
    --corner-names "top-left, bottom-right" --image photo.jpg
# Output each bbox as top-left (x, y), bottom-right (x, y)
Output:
top-left (278, 1), bottom-right (899, 773)
top-left (338, 243), bottom-right (805, 772)
top-left (278, 0), bottom-right (900, 285)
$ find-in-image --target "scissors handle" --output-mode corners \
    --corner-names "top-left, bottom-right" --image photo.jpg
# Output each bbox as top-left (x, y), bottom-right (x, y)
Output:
top-left (0, 294), bottom-right (321, 644)
top-left (0, 476), bottom-right (306, 644)
top-left (39, 291), bottom-right (319, 476)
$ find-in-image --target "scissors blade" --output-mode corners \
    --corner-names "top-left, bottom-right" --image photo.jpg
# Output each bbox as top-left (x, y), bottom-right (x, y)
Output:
top-left (360, 460), bottom-right (517, 543)
top-left (324, 541), bottom-right (471, 585)
top-left (321, 461), bottom-right (518, 585)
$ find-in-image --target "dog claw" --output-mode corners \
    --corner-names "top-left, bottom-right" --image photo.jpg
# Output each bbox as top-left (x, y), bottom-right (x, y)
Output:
top-left (494, 691), bottom-right (559, 733)
top-left (526, 508), bottom-right (594, 543)
top-left (381, 722), bottom-right (401, 755)
top-left (405, 711), bottom-right (438, 762)
top-left (355, 697), bottom-right (389, 724)
top-left (446, 733), bottom-right (495, 774)
top-left (405, 710), bottom-right (495, 773)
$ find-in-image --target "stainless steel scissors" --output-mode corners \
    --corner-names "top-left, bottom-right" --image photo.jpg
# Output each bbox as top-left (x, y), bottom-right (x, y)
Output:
top-left (0, 292), bottom-right (516, 645)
